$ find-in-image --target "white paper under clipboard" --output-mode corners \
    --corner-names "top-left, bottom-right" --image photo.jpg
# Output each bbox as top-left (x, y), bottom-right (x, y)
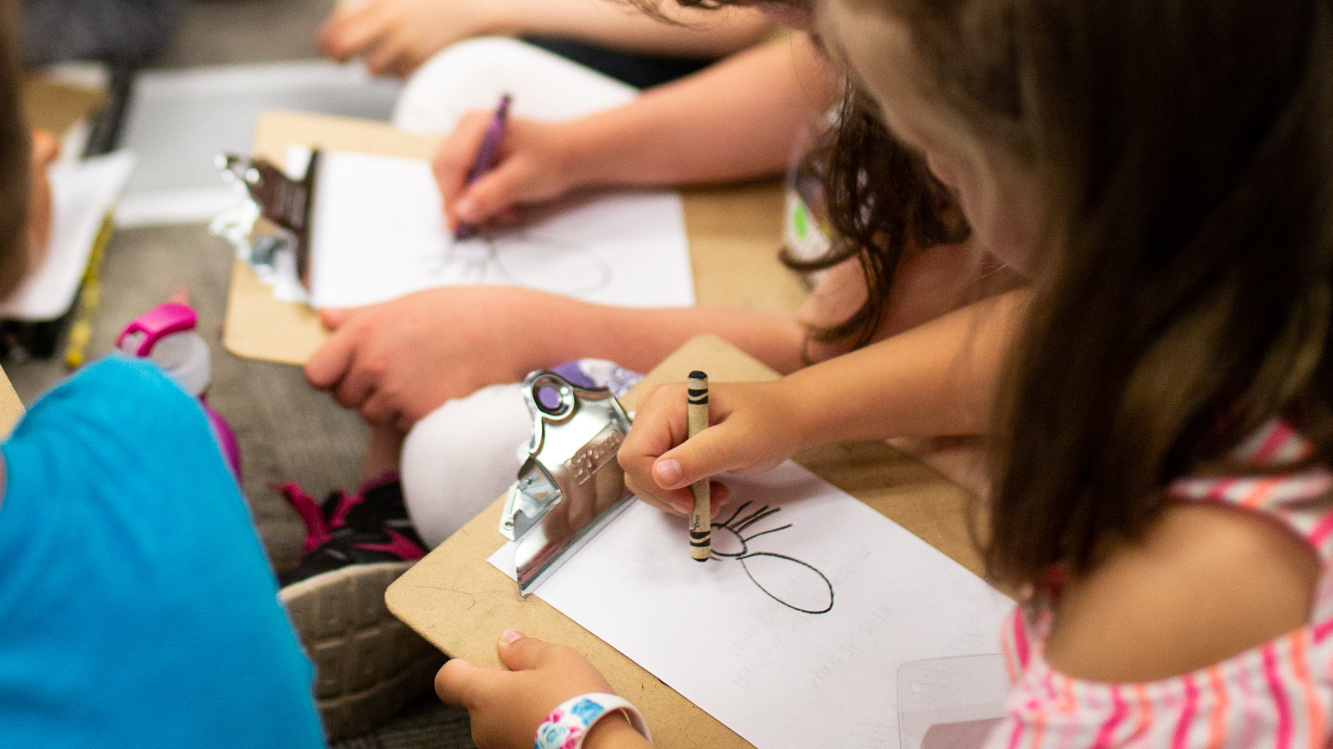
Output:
top-left (898, 653), bottom-right (1010, 749)
top-left (0, 151), bottom-right (134, 321)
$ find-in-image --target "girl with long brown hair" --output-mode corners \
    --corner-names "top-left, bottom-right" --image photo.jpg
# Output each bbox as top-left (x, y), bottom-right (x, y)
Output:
top-left (433, 0), bottom-right (1333, 746)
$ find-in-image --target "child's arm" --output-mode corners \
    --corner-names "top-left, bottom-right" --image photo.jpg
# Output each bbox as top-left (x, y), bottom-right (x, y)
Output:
top-left (619, 290), bottom-right (1023, 515)
top-left (988, 503), bottom-right (1318, 747)
top-left (435, 34), bottom-right (837, 231)
top-left (1042, 503), bottom-right (1316, 682)
top-left (303, 285), bottom-right (808, 431)
top-left (26, 129), bottom-right (58, 270)
top-left (437, 629), bottom-right (653, 749)
top-left (319, 0), bottom-right (774, 78)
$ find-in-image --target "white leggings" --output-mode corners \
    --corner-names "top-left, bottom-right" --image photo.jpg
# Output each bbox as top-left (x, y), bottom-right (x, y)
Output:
top-left (400, 359), bottom-right (642, 548)
top-left (399, 383), bottom-right (532, 549)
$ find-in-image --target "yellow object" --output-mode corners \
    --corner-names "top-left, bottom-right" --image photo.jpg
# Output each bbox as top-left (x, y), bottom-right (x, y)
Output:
top-left (62, 213), bottom-right (113, 370)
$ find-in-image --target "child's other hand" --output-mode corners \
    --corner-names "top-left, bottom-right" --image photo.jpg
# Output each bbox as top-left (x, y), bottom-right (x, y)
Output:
top-left (618, 381), bottom-right (805, 516)
top-left (304, 286), bottom-right (558, 431)
top-left (433, 114), bottom-right (581, 233)
top-left (318, 0), bottom-right (505, 77)
top-left (27, 129), bottom-right (58, 271)
top-left (437, 629), bottom-right (647, 749)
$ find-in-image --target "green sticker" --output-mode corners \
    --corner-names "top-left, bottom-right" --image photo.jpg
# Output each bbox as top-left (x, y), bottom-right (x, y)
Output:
top-left (792, 201), bottom-right (810, 240)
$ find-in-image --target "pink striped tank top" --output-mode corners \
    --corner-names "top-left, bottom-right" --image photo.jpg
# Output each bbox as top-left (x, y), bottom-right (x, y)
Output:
top-left (989, 419), bottom-right (1333, 749)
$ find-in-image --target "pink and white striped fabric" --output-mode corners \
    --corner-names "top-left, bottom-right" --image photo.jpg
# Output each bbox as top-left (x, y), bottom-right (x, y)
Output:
top-left (988, 419), bottom-right (1333, 749)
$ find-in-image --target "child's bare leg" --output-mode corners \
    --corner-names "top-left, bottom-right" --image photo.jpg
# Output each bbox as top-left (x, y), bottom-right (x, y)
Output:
top-left (363, 424), bottom-right (404, 479)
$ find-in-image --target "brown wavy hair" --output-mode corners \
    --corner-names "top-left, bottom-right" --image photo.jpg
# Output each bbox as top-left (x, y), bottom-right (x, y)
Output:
top-left (846, 0), bottom-right (1333, 586)
top-left (786, 83), bottom-right (969, 349)
top-left (0, 0), bottom-right (30, 300)
top-left (630, 0), bottom-right (969, 348)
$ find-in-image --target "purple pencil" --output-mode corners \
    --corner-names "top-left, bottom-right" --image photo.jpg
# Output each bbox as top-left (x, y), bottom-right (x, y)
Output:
top-left (454, 94), bottom-right (511, 240)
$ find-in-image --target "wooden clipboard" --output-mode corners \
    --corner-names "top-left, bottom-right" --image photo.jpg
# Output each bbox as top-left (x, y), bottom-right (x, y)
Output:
top-left (0, 364), bottom-right (24, 435)
top-left (222, 111), bottom-right (806, 365)
top-left (386, 334), bottom-right (982, 749)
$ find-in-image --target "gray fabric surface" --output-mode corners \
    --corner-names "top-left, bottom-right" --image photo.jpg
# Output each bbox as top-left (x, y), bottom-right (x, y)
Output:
top-left (4, 224), bottom-right (372, 568)
top-left (6, 1), bottom-right (480, 745)
top-left (4, 224), bottom-right (476, 749)
top-left (157, 0), bottom-right (327, 67)
top-left (334, 695), bottom-right (477, 749)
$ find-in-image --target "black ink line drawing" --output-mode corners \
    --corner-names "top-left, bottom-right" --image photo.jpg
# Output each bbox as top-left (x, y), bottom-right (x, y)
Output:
top-left (711, 501), bottom-right (834, 615)
top-left (424, 229), bottom-right (612, 297)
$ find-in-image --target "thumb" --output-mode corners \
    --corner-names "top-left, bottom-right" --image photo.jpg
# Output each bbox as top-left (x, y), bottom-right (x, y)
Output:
top-left (652, 420), bottom-right (754, 491)
top-left (496, 629), bottom-right (556, 672)
top-left (434, 658), bottom-right (488, 708)
top-left (454, 160), bottom-right (531, 226)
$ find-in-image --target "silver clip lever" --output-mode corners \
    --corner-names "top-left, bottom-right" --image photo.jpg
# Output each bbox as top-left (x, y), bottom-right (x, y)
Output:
top-left (216, 150), bottom-right (321, 291)
top-left (500, 370), bottom-right (634, 595)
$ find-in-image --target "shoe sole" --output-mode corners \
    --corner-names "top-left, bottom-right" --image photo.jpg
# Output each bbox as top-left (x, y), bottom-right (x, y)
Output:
top-left (280, 561), bottom-right (445, 740)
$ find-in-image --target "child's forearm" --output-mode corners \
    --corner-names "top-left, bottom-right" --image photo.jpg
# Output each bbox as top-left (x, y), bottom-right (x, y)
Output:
top-left (529, 294), bottom-right (808, 377)
top-left (563, 34), bottom-right (839, 188)
top-left (490, 1), bottom-right (774, 59)
top-left (782, 289), bottom-right (1025, 448)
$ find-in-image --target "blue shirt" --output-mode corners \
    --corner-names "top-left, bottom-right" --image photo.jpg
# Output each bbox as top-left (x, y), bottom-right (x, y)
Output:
top-left (0, 358), bottom-right (322, 747)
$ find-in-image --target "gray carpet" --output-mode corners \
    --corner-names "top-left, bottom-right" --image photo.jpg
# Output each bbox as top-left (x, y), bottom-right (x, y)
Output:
top-left (4, 197), bottom-right (476, 749)
top-left (7, 223), bottom-right (371, 568)
top-left (6, 1), bottom-right (477, 746)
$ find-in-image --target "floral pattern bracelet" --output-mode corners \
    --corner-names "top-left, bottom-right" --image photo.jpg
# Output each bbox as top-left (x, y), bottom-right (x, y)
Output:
top-left (534, 693), bottom-right (652, 749)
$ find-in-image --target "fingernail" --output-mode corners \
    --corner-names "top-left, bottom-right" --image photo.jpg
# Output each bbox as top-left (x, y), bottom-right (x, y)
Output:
top-left (671, 498), bottom-right (692, 515)
top-left (500, 629), bottom-right (525, 645)
top-left (456, 198), bottom-right (478, 221)
top-left (656, 458), bottom-right (682, 487)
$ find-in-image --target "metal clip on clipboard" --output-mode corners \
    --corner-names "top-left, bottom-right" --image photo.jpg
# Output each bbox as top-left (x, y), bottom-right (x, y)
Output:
top-left (501, 370), bottom-right (635, 596)
top-left (211, 149), bottom-right (321, 294)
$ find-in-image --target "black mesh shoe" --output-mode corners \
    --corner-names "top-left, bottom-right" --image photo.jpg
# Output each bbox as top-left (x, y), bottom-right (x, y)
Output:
top-left (276, 476), bottom-right (442, 741)
top-left (278, 478), bottom-right (427, 586)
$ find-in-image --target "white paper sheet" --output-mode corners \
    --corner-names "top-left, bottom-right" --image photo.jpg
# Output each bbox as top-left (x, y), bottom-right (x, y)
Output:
top-left (303, 149), bottom-right (693, 309)
top-left (0, 151), bottom-right (135, 320)
top-left (247, 38), bottom-right (695, 309)
top-left (489, 461), bottom-right (1013, 749)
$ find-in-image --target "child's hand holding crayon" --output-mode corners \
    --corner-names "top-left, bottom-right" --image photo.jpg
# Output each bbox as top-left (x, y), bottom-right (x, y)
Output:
top-left (618, 380), bottom-right (809, 517)
top-left (432, 113), bottom-right (583, 234)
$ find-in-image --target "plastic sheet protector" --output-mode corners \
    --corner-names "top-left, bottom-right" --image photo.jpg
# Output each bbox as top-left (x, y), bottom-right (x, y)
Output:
top-left (489, 461), bottom-right (1013, 749)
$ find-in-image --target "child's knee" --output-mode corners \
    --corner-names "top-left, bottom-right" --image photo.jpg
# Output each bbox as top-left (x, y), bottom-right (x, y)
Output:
top-left (400, 382), bottom-right (532, 547)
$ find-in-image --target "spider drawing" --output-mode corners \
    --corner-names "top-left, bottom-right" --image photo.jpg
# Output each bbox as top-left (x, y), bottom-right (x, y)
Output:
top-left (710, 501), bottom-right (835, 615)
top-left (423, 229), bottom-right (613, 297)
